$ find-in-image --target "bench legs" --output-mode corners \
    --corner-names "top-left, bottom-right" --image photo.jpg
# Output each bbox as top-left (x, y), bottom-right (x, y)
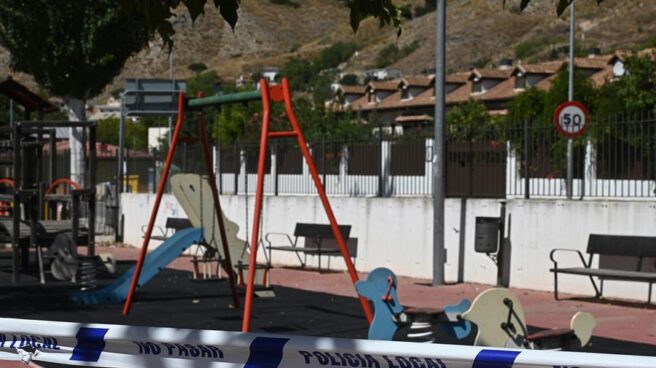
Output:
top-left (553, 271), bottom-right (559, 300)
top-left (553, 271), bottom-right (602, 301)
top-left (649, 283), bottom-right (653, 305)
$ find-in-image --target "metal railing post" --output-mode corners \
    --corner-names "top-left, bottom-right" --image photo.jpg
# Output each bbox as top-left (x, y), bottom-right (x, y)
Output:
top-left (524, 119), bottom-right (530, 199)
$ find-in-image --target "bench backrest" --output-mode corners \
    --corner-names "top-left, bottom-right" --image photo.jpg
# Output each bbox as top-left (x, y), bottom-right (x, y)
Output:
top-left (294, 223), bottom-right (351, 240)
top-left (166, 217), bottom-right (193, 231)
top-left (587, 234), bottom-right (656, 258)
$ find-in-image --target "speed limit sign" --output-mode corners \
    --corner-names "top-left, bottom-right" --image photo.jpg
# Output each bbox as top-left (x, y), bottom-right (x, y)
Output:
top-left (554, 101), bottom-right (589, 138)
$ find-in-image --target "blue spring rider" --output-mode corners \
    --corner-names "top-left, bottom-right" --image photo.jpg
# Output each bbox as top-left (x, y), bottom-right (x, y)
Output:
top-left (356, 267), bottom-right (472, 342)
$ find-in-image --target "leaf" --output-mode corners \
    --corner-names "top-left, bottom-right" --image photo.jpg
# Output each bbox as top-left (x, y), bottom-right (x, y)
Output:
top-left (214, 0), bottom-right (239, 30)
top-left (520, 0), bottom-right (531, 11)
top-left (556, 0), bottom-right (573, 16)
top-left (183, 0), bottom-right (206, 21)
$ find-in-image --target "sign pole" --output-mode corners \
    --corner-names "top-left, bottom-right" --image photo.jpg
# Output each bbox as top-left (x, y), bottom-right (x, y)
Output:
top-left (566, 0), bottom-right (576, 199)
top-left (432, 0), bottom-right (446, 286)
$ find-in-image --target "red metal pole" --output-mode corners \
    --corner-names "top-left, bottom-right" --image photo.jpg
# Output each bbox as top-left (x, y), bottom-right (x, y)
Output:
top-left (197, 107), bottom-right (241, 309)
top-left (122, 92), bottom-right (186, 316)
top-left (241, 79), bottom-right (271, 332)
top-left (280, 78), bottom-right (373, 324)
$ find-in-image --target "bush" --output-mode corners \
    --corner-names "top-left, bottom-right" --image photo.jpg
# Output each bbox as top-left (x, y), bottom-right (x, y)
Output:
top-left (315, 42), bottom-right (360, 70)
top-left (375, 40), bottom-right (420, 68)
top-left (514, 38), bottom-right (549, 60)
top-left (339, 74), bottom-right (360, 85)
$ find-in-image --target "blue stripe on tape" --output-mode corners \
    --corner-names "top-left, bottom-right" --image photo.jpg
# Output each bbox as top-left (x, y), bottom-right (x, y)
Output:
top-left (244, 337), bottom-right (289, 368)
top-left (70, 327), bottom-right (108, 362)
top-left (472, 349), bottom-right (521, 368)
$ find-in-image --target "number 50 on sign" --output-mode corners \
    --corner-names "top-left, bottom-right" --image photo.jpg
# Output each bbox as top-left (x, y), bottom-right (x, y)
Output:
top-left (554, 101), bottom-right (590, 138)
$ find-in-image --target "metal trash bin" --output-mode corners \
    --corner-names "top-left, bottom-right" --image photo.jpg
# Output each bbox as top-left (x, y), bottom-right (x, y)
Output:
top-left (474, 217), bottom-right (500, 253)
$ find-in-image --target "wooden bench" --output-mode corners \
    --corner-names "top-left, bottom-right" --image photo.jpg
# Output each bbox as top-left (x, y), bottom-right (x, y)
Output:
top-left (550, 234), bottom-right (656, 304)
top-left (147, 217), bottom-right (193, 241)
top-left (265, 223), bottom-right (353, 271)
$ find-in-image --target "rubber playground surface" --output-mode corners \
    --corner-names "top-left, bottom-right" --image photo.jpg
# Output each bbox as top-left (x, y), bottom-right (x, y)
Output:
top-left (0, 245), bottom-right (654, 367)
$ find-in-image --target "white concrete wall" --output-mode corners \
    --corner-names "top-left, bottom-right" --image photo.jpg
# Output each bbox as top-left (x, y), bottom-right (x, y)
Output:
top-left (121, 194), bottom-right (656, 303)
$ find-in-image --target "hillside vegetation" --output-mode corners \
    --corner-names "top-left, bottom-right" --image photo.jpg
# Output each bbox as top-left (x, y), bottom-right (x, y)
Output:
top-left (1, 0), bottom-right (655, 98)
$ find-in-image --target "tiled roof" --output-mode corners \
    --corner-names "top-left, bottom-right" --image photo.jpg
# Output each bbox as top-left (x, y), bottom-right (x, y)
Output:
top-left (477, 77), bottom-right (520, 102)
top-left (534, 74), bottom-right (558, 91)
top-left (470, 68), bottom-right (513, 80)
top-left (347, 93), bottom-right (376, 111)
top-left (368, 80), bottom-right (402, 91)
top-left (402, 75), bottom-right (435, 87)
top-left (332, 48), bottom-right (650, 114)
top-left (446, 72), bottom-right (471, 84)
top-left (590, 67), bottom-right (614, 87)
top-left (0, 77), bottom-right (58, 113)
top-left (395, 114), bottom-right (433, 123)
top-left (445, 82), bottom-right (473, 105)
top-left (574, 55), bottom-right (613, 69)
top-left (339, 85), bottom-right (367, 94)
top-left (514, 61), bottom-right (564, 75)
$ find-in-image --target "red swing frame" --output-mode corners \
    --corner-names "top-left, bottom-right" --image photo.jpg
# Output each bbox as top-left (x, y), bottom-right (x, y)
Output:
top-left (122, 79), bottom-right (373, 331)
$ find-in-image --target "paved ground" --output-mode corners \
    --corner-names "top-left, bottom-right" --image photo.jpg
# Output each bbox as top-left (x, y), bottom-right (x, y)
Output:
top-left (0, 245), bottom-right (654, 367)
top-left (114, 246), bottom-right (656, 348)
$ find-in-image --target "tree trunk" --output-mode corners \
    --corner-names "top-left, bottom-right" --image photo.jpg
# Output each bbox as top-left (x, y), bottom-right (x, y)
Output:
top-left (64, 96), bottom-right (86, 186)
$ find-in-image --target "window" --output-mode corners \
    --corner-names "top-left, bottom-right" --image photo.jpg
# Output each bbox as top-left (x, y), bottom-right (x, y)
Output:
top-left (515, 73), bottom-right (527, 89)
top-left (368, 92), bottom-right (375, 103)
top-left (472, 78), bottom-right (483, 94)
top-left (401, 87), bottom-right (410, 100)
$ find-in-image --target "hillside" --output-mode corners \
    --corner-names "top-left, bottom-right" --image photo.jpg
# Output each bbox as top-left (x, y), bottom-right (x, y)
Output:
top-left (1, 0), bottom-right (655, 100)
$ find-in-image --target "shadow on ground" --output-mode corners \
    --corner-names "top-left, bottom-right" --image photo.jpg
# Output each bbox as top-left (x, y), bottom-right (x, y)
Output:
top-left (0, 258), bottom-right (653, 356)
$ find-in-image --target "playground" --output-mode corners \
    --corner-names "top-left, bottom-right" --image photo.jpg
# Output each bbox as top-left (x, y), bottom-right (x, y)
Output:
top-left (0, 77), bottom-right (653, 368)
top-left (0, 247), bottom-right (653, 355)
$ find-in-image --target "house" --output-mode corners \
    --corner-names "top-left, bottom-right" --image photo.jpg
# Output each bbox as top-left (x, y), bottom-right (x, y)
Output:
top-left (364, 68), bottom-right (403, 81)
top-left (260, 67), bottom-right (280, 82)
top-left (330, 48), bottom-right (651, 134)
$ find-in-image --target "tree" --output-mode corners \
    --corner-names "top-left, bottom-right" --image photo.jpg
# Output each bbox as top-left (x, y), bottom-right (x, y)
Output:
top-left (445, 99), bottom-right (499, 141)
top-left (0, 1), bottom-right (150, 184)
top-left (340, 74), bottom-right (360, 86)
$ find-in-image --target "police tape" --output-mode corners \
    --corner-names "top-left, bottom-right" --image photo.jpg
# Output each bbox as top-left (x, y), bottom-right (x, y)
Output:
top-left (0, 317), bottom-right (653, 367)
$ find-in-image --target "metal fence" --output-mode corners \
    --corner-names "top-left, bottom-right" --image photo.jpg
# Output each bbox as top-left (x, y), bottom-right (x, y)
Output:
top-left (506, 111), bottom-right (656, 198)
top-left (210, 111), bottom-right (656, 199)
top-left (38, 110), bottom-right (651, 201)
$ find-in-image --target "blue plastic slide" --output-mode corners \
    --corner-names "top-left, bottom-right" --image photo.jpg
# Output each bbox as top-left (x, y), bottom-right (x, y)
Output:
top-left (71, 227), bottom-right (204, 305)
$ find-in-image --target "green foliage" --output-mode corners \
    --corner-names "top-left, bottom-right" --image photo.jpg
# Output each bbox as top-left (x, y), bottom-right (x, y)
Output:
top-left (0, 1), bottom-right (150, 100)
top-left (315, 42), bottom-right (360, 70)
top-left (187, 70), bottom-right (222, 96)
top-left (375, 40), bottom-right (419, 68)
top-left (543, 68), bottom-right (597, 118)
top-left (507, 87), bottom-right (547, 124)
top-left (212, 96), bottom-right (369, 144)
top-left (609, 55), bottom-right (656, 112)
top-left (281, 42), bottom-right (360, 102)
top-left (514, 38), bottom-right (549, 60)
top-left (446, 99), bottom-right (499, 141)
top-left (282, 59), bottom-right (316, 89)
top-left (339, 74), bottom-right (360, 85)
top-left (97, 117), bottom-right (149, 150)
top-left (294, 97), bottom-right (370, 141)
